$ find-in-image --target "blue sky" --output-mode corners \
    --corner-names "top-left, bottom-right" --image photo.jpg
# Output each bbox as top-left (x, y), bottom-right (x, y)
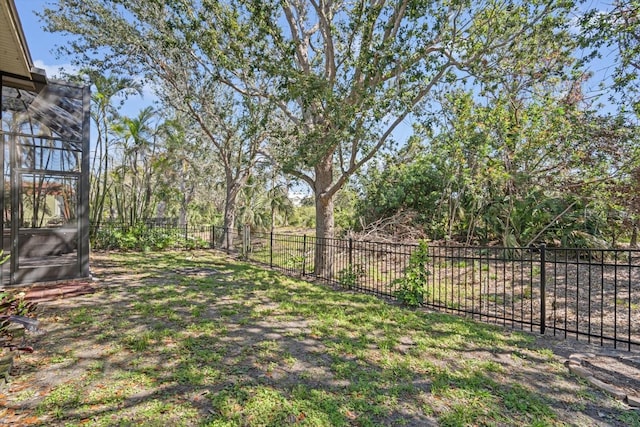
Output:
top-left (14, 0), bottom-right (621, 118)
top-left (15, 0), bottom-right (152, 116)
top-left (12, 0), bottom-right (623, 201)
top-left (17, 0), bottom-right (73, 77)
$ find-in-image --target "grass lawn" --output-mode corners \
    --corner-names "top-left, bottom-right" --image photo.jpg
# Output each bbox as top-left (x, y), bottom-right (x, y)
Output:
top-left (1, 250), bottom-right (638, 426)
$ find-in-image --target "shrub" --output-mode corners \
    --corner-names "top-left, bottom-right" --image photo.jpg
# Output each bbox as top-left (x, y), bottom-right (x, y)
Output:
top-left (337, 264), bottom-right (364, 289)
top-left (91, 224), bottom-right (199, 251)
top-left (394, 240), bottom-right (430, 307)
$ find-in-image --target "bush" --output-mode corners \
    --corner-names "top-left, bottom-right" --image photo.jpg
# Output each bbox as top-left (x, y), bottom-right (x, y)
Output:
top-left (289, 206), bottom-right (315, 229)
top-left (337, 264), bottom-right (365, 289)
top-left (91, 224), bottom-right (208, 251)
top-left (393, 240), bottom-right (430, 307)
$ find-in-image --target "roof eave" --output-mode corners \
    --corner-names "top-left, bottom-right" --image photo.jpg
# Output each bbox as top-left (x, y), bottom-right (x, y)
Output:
top-left (1, 0), bottom-right (47, 91)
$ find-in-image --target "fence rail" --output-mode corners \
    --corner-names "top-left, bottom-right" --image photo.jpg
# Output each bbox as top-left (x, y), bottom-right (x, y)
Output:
top-left (90, 222), bottom-right (241, 252)
top-left (91, 223), bottom-right (640, 351)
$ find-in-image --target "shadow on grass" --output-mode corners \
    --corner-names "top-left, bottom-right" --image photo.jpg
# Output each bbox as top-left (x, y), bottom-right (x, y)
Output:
top-left (0, 250), bottom-right (637, 426)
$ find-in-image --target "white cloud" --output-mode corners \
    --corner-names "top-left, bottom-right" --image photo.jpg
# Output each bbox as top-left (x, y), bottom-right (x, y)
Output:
top-left (33, 59), bottom-right (79, 79)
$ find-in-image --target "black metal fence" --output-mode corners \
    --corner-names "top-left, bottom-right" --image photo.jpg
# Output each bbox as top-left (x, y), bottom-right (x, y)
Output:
top-left (91, 223), bottom-right (640, 351)
top-left (245, 230), bottom-right (640, 351)
top-left (90, 222), bottom-right (241, 252)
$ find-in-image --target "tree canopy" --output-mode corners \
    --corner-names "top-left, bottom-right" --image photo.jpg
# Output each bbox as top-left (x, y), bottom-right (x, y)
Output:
top-left (39, 0), bottom-right (640, 253)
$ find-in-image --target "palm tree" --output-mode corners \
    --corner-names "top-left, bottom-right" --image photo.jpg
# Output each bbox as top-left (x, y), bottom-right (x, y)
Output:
top-left (110, 107), bottom-right (160, 225)
top-left (86, 71), bottom-right (142, 233)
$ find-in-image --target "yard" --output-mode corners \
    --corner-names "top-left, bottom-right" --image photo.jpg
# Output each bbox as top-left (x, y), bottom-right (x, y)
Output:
top-left (1, 250), bottom-right (639, 426)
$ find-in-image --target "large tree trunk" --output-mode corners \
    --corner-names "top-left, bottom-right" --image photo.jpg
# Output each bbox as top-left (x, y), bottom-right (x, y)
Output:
top-left (222, 204), bottom-right (236, 249)
top-left (177, 180), bottom-right (194, 227)
top-left (314, 154), bottom-right (335, 277)
top-left (221, 178), bottom-right (241, 249)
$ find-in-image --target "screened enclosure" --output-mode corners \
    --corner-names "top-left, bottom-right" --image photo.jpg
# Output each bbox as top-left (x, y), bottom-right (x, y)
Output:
top-left (0, 75), bottom-right (90, 284)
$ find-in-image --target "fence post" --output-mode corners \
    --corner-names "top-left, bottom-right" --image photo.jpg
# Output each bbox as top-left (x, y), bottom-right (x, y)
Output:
top-left (242, 225), bottom-right (250, 260)
top-left (211, 225), bottom-right (215, 249)
top-left (349, 238), bottom-right (353, 267)
top-left (302, 235), bottom-right (307, 277)
top-left (270, 231), bottom-right (273, 268)
top-left (241, 226), bottom-right (245, 257)
top-left (540, 243), bottom-right (546, 335)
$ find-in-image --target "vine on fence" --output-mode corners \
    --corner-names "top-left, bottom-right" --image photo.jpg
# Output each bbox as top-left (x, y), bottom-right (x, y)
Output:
top-left (338, 264), bottom-right (365, 289)
top-left (394, 240), bottom-right (430, 307)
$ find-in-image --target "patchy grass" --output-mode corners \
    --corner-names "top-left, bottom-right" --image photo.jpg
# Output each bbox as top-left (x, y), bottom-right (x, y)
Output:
top-left (0, 250), bottom-right (637, 426)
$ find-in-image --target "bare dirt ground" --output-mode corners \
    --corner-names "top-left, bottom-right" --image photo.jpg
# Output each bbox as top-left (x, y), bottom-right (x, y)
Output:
top-left (1, 252), bottom-right (640, 426)
top-left (534, 333), bottom-right (640, 403)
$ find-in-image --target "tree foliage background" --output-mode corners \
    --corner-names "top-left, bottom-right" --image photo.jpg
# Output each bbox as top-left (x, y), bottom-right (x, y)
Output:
top-left (39, 0), bottom-right (640, 251)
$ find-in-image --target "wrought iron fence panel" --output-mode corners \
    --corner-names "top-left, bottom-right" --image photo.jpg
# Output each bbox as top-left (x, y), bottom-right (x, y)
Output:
top-left (90, 222), bottom-right (640, 350)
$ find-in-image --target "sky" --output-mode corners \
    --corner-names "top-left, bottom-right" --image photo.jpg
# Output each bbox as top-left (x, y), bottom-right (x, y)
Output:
top-left (15, 1), bottom-right (58, 74)
top-left (12, 0), bottom-right (626, 203)
top-left (15, 0), bottom-right (622, 113)
top-left (16, 0), bottom-right (81, 77)
top-left (13, 0), bottom-right (624, 123)
top-left (15, 0), bottom-right (152, 116)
